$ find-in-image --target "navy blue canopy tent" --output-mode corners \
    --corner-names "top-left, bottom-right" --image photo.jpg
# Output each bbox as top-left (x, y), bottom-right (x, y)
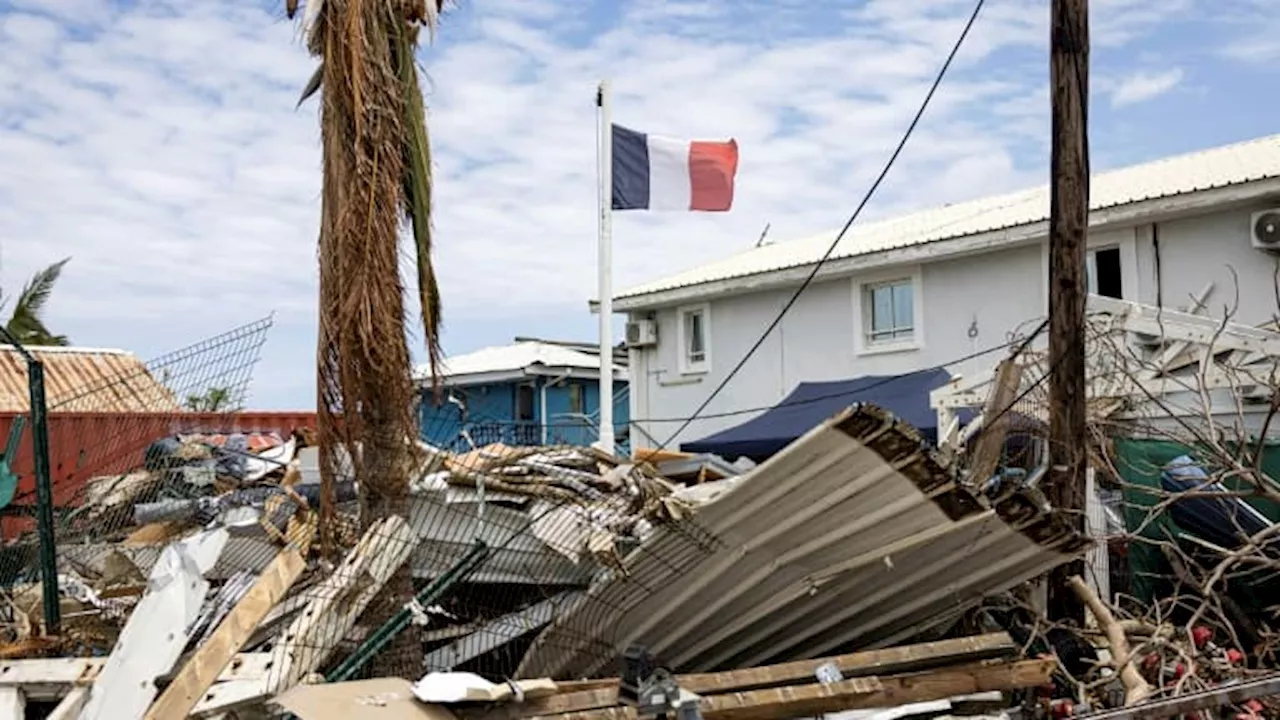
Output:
top-left (681, 367), bottom-right (965, 462)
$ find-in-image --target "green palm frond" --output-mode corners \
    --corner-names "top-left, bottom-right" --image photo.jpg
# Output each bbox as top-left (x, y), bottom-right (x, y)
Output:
top-left (394, 17), bottom-right (443, 396)
top-left (5, 257), bottom-right (71, 347)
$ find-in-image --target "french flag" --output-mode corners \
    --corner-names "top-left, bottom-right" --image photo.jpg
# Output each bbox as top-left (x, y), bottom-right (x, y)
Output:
top-left (611, 124), bottom-right (739, 212)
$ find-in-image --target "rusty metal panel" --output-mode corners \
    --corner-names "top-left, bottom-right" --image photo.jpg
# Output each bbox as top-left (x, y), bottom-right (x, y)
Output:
top-left (518, 404), bottom-right (1090, 678)
top-left (0, 347), bottom-right (180, 413)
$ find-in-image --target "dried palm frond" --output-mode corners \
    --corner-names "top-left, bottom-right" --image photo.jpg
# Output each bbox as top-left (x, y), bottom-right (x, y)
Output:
top-left (296, 0), bottom-right (449, 678)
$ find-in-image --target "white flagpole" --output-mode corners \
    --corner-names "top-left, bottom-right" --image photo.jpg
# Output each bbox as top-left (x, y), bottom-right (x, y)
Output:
top-left (596, 80), bottom-right (616, 455)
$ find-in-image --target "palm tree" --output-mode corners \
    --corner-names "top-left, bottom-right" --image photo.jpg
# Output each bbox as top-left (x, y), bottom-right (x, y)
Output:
top-left (289, 0), bottom-right (445, 677)
top-left (184, 386), bottom-right (242, 412)
top-left (1, 258), bottom-right (71, 347)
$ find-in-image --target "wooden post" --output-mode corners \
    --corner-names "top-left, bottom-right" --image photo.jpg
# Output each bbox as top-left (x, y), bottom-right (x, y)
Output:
top-left (1047, 0), bottom-right (1090, 623)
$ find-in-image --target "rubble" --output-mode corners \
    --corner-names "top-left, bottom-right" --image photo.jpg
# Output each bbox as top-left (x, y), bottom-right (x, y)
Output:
top-left (2, 365), bottom-right (1280, 720)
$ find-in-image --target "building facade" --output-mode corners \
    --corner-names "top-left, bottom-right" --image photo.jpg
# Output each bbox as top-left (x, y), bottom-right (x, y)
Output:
top-left (610, 134), bottom-right (1280, 452)
top-left (415, 339), bottom-right (630, 451)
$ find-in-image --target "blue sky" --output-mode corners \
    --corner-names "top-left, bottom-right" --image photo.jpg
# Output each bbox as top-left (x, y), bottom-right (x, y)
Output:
top-left (0, 0), bottom-right (1275, 409)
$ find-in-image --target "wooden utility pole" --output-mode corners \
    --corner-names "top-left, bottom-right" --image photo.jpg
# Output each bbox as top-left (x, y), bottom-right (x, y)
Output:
top-left (1046, 0), bottom-right (1090, 623)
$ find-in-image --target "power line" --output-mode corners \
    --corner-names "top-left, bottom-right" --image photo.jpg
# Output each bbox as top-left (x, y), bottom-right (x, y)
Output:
top-left (654, 0), bottom-right (988, 451)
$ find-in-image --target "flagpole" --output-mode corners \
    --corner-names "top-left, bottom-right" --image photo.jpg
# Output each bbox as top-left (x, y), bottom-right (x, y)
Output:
top-left (596, 79), bottom-right (616, 456)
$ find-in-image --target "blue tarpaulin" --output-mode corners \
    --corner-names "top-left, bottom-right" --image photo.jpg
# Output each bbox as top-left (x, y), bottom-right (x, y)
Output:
top-left (681, 367), bottom-right (959, 462)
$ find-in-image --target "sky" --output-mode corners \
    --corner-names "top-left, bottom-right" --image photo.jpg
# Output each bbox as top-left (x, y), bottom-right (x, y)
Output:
top-left (0, 0), bottom-right (1276, 410)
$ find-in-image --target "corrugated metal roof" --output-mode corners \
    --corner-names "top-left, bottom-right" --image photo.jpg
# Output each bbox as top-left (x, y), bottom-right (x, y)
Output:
top-left (518, 404), bottom-right (1088, 677)
top-left (0, 346), bottom-right (180, 413)
top-left (417, 340), bottom-right (627, 383)
top-left (618, 133), bottom-right (1280, 301)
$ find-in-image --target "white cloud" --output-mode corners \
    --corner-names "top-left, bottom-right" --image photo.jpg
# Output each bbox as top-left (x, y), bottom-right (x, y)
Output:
top-left (0, 0), bottom-right (1226, 407)
top-left (1109, 68), bottom-right (1184, 107)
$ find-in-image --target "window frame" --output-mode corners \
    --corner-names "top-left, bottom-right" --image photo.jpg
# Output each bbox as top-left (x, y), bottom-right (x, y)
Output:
top-left (1039, 231), bottom-right (1139, 309)
top-left (853, 267), bottom-right (924, 356)
top-left (1087, 245), bottom-right (1124, 299)
top-left (676, 303), bottom-right (711, 375)
top-left (515, 383), bottom-right (536, 422)
top-left (567, 382), bottom-right (584, 415)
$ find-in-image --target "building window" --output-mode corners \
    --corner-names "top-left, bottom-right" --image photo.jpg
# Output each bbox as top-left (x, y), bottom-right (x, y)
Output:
top-left (567, 383), bottom-right (584, 414)
top-left (515, 384), bottom-right (535, 421)
top-left (866, 278), bottom-right (915, 343)
top-left (677, 304), bottom-right (710, 374)
top-left (1088, 246), bottom-right (1123, 299)
top-left (854, 269), bottom-right (923, 356)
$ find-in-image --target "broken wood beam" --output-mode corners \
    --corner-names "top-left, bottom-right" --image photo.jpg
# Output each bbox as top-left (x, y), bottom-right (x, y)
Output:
top-left (967, 360), bottom-right (1024, 484)
top-left (682, 631), bottom-right (1016, 695)
top-left (483, 632), bottom-right (1013, 717)
top-left (143, 547), bottom-right (307, 720)
top-left (524, 659), bottom-right (1056, 720)
top-left (491, 633), bottom-right (1018, 718)
top-left (508, 633), bottom-right (1015, 717)
top-left (0, 654), bottom-right (271, 702)
top-left (265, 515), bottom-right (419, 695)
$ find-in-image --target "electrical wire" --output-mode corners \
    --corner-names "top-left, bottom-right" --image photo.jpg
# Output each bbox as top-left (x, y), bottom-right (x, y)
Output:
top-left (653, 0), bottom-right (987, 451)
top-left (630, 323), bottom-right (1031, 426)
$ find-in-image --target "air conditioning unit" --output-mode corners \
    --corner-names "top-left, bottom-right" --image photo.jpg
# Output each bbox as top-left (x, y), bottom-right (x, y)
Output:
top-left (626, 319), bottom-right (658, 348)
top-left (1250, 209), bottom-right (1280, 250)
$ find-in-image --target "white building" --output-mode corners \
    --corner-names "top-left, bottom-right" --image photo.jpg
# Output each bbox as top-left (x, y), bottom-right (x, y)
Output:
top-left (610, 133), bottom-right (1280, 452)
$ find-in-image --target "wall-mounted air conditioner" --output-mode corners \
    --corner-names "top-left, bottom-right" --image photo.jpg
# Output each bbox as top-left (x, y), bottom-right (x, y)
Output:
top-left (625, 319), bottom-right (658, 348)
top-left (1250, 209), bottom-right (1280, 250)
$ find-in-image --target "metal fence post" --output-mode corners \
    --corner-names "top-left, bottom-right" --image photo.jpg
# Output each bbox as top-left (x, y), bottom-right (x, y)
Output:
top-left (29, 360), bottom-right (60, 634)
top-left (0, 329), bottom-right (61, 634)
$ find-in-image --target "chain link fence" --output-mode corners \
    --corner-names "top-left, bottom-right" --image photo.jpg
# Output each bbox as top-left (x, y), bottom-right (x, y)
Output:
top-left (0, 317), bottom-right (278, 651)
top-left (0, 323), bottom-right (723, 703)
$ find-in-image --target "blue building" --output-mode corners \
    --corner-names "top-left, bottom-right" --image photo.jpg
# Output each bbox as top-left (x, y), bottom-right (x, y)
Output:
top-left (416, 338), bottom-right (629, 452)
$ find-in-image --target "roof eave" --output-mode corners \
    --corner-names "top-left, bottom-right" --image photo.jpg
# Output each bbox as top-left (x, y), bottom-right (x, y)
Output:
top-left (417, 365), bottom-right (628, 388)
top-left (602, 178), bottom-right (1280, 313)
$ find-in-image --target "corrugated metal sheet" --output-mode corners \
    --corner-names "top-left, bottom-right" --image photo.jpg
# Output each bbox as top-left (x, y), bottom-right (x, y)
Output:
top-left (0, 346), bottom-right (179, 413)
top-left (617, 133), bottom-right (1280, 301)
top-left (517, 404), bottom-right (1089, 678)
top-left (418, 340), bottom-right (626, 382)
top-left (409, 497), bottom-right (596, 585)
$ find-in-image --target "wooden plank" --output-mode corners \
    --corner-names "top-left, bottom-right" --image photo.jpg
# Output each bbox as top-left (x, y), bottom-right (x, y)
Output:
top-left (494, 633), bottom-right (1016, 717)
top-left (265, 515), bottom-right (419, 695)
top-left (1138, 282), bottom-right (1214, 380)
top-left (191, 679), bottom-right (272, 718)
top-left (0, 654), bottom-right (271, 701)
top-left (47, 686), bottom-right (88, 720)
top-left (692, 675), bottom-right (882, 720)
top-left (967, 361), bottom-right (1023, 484)
top-left (0, 687), bottom-right (22, 720)
top-left (679, 632), bottom-right (1016, 694)
top-left (527, 659), bottom-right (1056, 720)
top-left (143, 547), bottom-right (307, 720)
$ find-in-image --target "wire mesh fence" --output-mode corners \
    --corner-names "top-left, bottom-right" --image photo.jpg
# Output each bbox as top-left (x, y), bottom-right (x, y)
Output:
top-left (0, 331), bottom-right (724, 709)
top-left (0, 317), bottom-right (277, 647)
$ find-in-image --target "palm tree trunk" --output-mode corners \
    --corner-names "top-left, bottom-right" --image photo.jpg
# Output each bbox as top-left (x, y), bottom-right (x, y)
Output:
top-left (312, 0), bottom-right (424, 678)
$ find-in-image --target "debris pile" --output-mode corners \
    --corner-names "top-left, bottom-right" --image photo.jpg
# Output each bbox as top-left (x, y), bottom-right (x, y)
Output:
top-left (3, 392), bottom-right (1280, 719)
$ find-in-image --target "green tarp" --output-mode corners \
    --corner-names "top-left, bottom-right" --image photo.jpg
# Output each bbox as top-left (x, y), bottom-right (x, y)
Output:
top-left (1112, 437), bottom-right (1280, 604)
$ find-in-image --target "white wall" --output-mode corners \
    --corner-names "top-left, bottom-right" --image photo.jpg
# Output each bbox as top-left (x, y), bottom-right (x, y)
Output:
top-left (1130, 204), bottom-right (1280, 326)
top-left (629, 200), bottom-right (1280, 452)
